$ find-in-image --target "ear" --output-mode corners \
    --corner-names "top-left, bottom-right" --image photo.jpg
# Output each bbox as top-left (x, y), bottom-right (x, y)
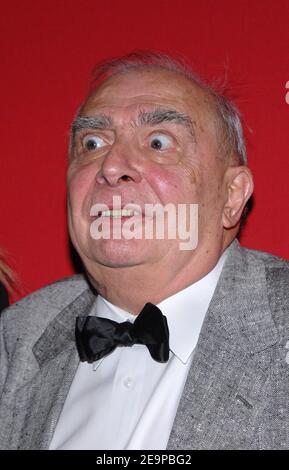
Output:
top-left (222, 166), bottom-right (254, 229)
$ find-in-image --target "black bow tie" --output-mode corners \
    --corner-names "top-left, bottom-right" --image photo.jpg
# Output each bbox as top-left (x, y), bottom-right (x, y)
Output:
top-left (75, 302), bottom-right (170, 363)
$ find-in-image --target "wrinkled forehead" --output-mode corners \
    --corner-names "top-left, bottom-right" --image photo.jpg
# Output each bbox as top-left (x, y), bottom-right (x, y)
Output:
top-left (80, 69), bottom-right (216, 129)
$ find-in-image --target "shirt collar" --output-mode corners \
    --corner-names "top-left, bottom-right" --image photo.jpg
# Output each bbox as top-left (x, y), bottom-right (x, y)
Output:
top-left (157, 250), bottom-right (228, 364)
top-left (95, 248), bottom-right (228, 365)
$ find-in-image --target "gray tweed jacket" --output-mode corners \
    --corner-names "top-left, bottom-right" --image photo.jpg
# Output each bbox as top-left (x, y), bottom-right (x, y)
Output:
top-left (0, 240), bottom-right (289, 450)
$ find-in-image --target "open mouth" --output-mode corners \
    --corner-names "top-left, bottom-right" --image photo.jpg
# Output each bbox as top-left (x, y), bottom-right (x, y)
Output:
top-left (93, 209), bottom-right (142, 219)
top-left (98, 209), bottom-right (140, 218)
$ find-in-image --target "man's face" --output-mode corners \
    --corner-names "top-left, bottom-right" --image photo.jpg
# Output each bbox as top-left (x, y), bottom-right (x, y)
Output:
top-left (67, 68), bottom-right (230, 278)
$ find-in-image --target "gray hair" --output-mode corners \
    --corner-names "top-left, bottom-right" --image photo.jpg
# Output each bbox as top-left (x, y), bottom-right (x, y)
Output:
top-left (85, 50), bottom-right (247, 165)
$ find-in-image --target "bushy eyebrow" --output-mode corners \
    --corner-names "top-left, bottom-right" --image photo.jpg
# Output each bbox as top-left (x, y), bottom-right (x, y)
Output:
top-left (71, 115), bottom-right (113, 137)
top-left (71, 108), bottom-right (195, 141)
top-left (138, 108), bottom-right (195, 139)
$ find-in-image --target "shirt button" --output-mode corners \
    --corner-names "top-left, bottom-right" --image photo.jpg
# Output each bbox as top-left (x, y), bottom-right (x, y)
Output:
top-left (123, 377), bottom-right (134, 389)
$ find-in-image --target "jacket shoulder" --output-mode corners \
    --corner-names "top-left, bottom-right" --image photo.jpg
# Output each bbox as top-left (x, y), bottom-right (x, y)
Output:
top-left (241, 245), bottom-right (289, 331)
top-left (1, 274), bottom-right (92, 350)
top-left (244, 246), bottom-right (289, 269)
top-left (243, 246), bottom-right (289, 289)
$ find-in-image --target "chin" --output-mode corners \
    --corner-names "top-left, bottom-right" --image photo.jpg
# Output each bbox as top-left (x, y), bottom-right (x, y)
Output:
top-left (85, 238), bottom-right (162, 269)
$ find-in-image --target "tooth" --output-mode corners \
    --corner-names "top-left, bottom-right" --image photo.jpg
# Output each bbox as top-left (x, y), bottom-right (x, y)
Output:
top-left (99, 209), bottom-right (139, 217)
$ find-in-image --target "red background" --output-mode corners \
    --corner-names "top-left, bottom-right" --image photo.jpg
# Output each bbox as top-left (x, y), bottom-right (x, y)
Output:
top-left (0, 0), bottom-right (288, 301)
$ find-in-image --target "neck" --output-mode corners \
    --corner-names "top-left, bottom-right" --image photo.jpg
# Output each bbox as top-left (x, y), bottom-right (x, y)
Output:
top-left (86, 238), bottom-right (233, 314)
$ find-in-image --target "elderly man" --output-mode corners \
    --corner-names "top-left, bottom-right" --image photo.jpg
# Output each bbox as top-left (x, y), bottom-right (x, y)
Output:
top-left (0, 52), bottom-right (288, 450)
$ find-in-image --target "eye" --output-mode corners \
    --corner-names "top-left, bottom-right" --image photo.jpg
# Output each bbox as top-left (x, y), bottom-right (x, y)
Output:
top-left (149, 134), bottom-right (173, 150)
top-left (82, 134), bottom-right (106, 151)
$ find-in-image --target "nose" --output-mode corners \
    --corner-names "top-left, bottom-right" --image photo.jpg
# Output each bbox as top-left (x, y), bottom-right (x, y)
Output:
top-left (95, 143), bottom-right (142, 187)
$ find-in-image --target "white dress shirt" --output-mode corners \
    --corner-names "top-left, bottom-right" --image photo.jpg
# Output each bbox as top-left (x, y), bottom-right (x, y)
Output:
top-left (49, 251), bottom-right (227, 450)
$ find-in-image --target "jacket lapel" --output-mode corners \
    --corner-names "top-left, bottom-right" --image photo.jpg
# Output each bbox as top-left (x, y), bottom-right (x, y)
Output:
top-left (168, 241), bottom-right (278, 449)
top-left (12, 287), bottom-right (96, 450)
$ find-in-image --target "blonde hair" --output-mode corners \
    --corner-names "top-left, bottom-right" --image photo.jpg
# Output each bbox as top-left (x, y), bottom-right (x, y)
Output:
top-left (0, 249), bottom-right (19, 295)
